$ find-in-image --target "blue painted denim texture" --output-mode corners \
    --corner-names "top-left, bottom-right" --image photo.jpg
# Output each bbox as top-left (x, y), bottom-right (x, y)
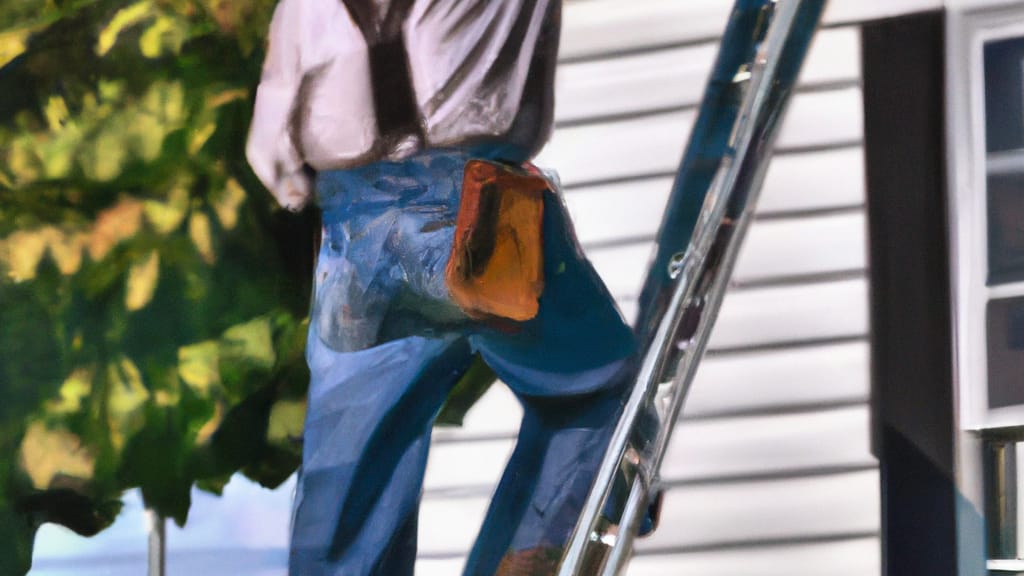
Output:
top-left (291, 149), bottom-right (635, 575)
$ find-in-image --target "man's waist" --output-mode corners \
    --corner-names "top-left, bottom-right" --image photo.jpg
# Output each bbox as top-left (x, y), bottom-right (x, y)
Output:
top-left (305, 135), bottom-right (533, 173)
top-left (314, 148), bottom-right (473, 214)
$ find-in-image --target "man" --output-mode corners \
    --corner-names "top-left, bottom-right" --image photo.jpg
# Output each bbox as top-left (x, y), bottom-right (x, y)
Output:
top-left (246, 0), bottom-right (636, 573)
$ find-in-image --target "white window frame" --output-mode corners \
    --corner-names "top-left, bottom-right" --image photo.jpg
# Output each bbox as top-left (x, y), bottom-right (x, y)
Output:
top-left (949, 2), bottom-right (1024, 431)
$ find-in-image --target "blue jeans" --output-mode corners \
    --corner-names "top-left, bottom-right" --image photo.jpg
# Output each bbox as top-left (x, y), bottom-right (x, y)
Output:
top-left (290, 150), bottom-right (636, 575)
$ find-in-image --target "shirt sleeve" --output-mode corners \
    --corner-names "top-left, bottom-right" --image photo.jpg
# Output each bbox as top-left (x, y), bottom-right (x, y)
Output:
top-left (246, 0), bottom-right (311, 211)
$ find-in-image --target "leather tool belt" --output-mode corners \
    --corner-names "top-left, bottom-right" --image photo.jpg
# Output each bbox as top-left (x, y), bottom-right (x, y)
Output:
top-left (446, 159), bottom-right (549, 322)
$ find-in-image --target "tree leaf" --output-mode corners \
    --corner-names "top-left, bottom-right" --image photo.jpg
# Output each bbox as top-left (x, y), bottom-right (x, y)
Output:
top-left (139, 15), bottom-right (187, 59)
top-left (44, 228), bottom-right (86, 276)
top-left (143, 182), bottom-right (189, 234)
top-left (79, 127), bottom-right (127, 182)
top-left (125, 250), bottom-right (160, 311)
top-left (47, 367), bottom-right (94, 415)
top-left (106, 357), bottom-right (150, 452)
top-left (177, 341), bottom-right (219, 396)
top-left (87, 198), bottom-right (144, 261)
top-left (188, 211), bottom-right (214, 264)
top-left (266, 399), bottom-right (304, 448)
top-left (96, 1), bottom-right (155, 57)
top-left (211, 178), bottom-right (246, 231)
top-left (0, 228), bottom-right (48, 282)
top-left (0, 28), bottom-right (30, 68)
top-left (18, 422), bottom-right (96, 490)
top-left (43, 96), bottom-right (69, 132)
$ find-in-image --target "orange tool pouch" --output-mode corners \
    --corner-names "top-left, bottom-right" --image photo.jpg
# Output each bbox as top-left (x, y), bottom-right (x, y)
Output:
top-left (446, 160), bottom-right (548, 322)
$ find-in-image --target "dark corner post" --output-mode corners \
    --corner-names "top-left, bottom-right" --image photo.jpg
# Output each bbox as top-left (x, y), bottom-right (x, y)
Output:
top-left (862, 10), bottom-right (963, 576)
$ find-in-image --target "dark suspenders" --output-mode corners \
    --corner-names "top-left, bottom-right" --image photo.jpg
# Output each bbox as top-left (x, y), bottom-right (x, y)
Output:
top-left (341, 0), bottom-right (423, 146)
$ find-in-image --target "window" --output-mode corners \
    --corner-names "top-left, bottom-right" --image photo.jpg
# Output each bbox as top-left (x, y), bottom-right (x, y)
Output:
top-left (949, 5), bottom-right (1024, 431)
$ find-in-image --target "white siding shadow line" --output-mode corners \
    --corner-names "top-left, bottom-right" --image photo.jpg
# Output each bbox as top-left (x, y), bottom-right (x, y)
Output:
top-left (681, 397), bottom-right (870, 422)
top-left (554, 79), bottom-right (862, 131)
top-left (634, 530), bottom-right (881, 557)
top-left (560, 140), bottom-right (863, 191)
top-left (422, 464), bottom-right (878, 501)
top-left (558, 19), bottom-right (860, 66)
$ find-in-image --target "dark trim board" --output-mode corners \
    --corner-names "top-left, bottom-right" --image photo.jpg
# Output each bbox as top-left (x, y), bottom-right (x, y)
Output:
top-left (862, 11), bottom-right (960, 576)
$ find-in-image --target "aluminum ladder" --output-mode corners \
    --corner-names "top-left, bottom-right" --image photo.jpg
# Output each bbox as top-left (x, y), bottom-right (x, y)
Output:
top-left (558, 1), bottom-right (828, 573)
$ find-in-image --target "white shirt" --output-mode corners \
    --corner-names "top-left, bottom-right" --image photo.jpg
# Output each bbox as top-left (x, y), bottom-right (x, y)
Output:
top-left (246, 0), bottom-right (559, 210)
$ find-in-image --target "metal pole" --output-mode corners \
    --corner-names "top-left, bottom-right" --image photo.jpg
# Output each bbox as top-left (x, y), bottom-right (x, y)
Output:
top-left (986, 440), bottom-right (1018, 561)
top-left (558, 1), bottom-right (826, 573)
top-left (147, 508), bottom-right (166, 576)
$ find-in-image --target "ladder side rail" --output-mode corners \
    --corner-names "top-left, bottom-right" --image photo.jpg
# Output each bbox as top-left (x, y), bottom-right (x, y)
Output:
top-left (600, 5), bottom-right (827, 571)
top-left (638, 0), bottom-right (827, 502)
top-left (557, 6), bottom-right (777, 568)
top-left (558, 1), bottom-right (826, 573)
top-left (633, 0), bottom-right (779, 355)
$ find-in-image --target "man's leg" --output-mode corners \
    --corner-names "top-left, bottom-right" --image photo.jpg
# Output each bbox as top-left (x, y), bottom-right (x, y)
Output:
top-left (461, 361), bottom-right (630, 576)
top-left (290, 333), bottom-right (473, 575)
top-left (461, 186), bottom-right (637, 575)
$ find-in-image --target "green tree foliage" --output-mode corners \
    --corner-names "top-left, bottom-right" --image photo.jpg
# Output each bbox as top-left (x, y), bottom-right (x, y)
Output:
top-left (0, 2), bottom-right (498, 572)
top-left (0, 1), bottom-right (319, 572)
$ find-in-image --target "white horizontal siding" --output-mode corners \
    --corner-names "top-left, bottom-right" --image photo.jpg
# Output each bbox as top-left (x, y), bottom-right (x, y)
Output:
top-left (415, 558), bottom-right (466, 576)
top-left (431, 339), bottom-right (871, 444)
top-left (585, 212), bottom-right (867, 297)
top-left (627, 537), bottom-right (881, 576)
top-left (614, 278), bottom-right (869, 350)
top-left (418, 497), bottom-right (491, 556)
top-left (425, 405), bottom-right (874, 501)
top-left (430, 381), bottom-right (524, 438)
top-left (777, 88), bottom-right (864, 150)
top-left (555, 26), bottom-right (860, 124)
top-left (634, 470), bottom-right (880, 552)
top-left (685, 340), bottom-right (870, 417)
top-left (415, 470), bottom-right (880, 559)
top-left (758, 147), bottom-right (866, 215)
top-left (561, 0), bottom-right (730, 61)
top-left (562, 147), bottom-right (866, 246)
top-left (561, 0), bottom-right (938, 61)
top-left (707, 278), bottom-right (868, 350)
top-left (424, 439), bottom-right (515, 495)
top-left (826, 0), bottom-right (943, 24)
top-left (432, 385), bottom-right (523, 442)
top-left (536, 87), bottom-right (863, 187)
top-left (734, 212), bottom-right (867, 282)
top-left (660, 406), bottom-right (875, 483)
